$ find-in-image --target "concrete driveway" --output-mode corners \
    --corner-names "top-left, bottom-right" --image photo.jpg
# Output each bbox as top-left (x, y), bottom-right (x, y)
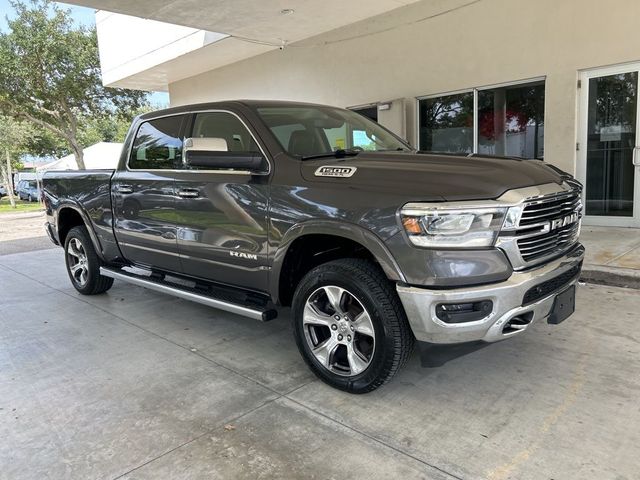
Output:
top-left (0, 211), bottom-right (52, 255)
top-left (1, 248), bottom-right (638, 479)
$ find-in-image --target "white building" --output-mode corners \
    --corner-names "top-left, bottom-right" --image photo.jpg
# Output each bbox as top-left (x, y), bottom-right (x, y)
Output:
top-left (66, 0), bottom-right (640, 228)
top-left (36, 142), bottom-right (123, 174)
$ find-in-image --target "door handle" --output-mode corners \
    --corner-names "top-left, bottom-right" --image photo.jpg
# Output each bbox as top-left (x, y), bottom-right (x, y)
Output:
top-left (115, 184), bottom-right (134, 194)
top-left (177, 189), bottom-right (200, 198)
top-left (634, 147), bottom-right (640, 166)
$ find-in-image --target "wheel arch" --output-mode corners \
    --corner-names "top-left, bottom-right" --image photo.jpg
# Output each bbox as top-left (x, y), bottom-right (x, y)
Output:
top-left (56, 204), bottom-right (105, 260)
top-left (270, 220), bottom-right (405, 306)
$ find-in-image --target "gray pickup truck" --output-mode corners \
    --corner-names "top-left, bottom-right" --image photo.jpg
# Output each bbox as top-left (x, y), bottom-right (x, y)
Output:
top-left (43, 100), bottom-right (584, 393)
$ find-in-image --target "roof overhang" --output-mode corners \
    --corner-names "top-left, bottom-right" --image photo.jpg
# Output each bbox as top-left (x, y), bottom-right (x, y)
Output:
top-left (65, 0), bottom-right (422, 90)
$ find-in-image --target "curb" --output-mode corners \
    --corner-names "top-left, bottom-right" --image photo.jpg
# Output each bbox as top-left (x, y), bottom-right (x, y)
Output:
top-left (581, 264), bottom-right (640, 290)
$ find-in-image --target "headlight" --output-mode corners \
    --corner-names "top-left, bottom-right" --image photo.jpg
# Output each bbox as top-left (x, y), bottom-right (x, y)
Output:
top-left (401, 204), bottom-right (507, 248)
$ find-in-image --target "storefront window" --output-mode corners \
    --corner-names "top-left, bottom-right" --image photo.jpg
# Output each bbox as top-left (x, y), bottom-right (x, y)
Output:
top-left (478, 81), bottom-right (545, 158)
top-left (419, 80), bottom-right (545, 159)
top-left (419, 92), bottom-right (473, 153)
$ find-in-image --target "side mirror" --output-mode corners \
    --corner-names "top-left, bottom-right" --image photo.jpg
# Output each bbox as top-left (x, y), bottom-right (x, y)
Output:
top-left (184, 137), bottom-right (266, 172)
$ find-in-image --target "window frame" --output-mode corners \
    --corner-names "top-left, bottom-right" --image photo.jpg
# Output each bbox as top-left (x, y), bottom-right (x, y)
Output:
top-left (416, 76), bottom-right (546, 156)
top-left (127, 113), bottom-right (187, 171)
top-left (126, 110), bottom-right (271, 175)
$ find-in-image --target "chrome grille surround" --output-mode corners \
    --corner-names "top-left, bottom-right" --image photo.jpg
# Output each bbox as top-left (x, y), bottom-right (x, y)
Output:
top-left (496, 183), bottom-right (583, 270)
top-left (398, 181), bottom-right (583, 271)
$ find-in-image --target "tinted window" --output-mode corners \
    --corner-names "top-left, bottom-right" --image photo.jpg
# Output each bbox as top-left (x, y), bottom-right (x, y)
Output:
top-left (419, 92), bottom-right (474, 154)
top-left (477, 81), bottom-right (545, 159)
top-left (129, 115), bottom-right (184, 170)
top-left (418, 80), bottom-right (545, 158)
top-left (351, 105), bottom-right (378, 122)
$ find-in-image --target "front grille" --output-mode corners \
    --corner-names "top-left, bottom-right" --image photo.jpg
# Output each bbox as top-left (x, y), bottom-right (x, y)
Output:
top-left (515, 191), bottom-right (582, 264)
top-left (519, 193), bottom-right (582, 227)
top-left (517, 221), bottom-right (581, 262)
top-left (522, 262), bottom-right (582, 305)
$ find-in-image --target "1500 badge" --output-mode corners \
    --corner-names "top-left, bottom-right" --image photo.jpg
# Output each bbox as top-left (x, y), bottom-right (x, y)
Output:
top-left (314, 166), bottom-right (357, 178)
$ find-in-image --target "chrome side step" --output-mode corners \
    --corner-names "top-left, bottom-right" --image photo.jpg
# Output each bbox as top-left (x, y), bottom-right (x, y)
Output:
top-left (100, 267), bottom-right (277, 322)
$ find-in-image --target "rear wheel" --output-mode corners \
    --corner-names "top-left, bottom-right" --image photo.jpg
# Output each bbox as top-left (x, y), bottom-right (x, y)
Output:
top-left (292, 259), bottom-right (414, 393)
top-left (64, 226), bottom-right (114, 295)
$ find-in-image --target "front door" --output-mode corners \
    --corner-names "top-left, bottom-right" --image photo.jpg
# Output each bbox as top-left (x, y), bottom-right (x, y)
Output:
top-left (578, 64), bottom-right (640, 227)
top-left (112, 114), bottom-right (186, 272)
top-left (173, 111), bottom-right (270, 292)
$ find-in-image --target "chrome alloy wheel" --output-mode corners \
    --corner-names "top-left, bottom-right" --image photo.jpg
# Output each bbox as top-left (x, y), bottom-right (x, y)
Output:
top-left (303, 286), bottom-right (376, 377)
top-left (66, 238), bottom-right (89, 286)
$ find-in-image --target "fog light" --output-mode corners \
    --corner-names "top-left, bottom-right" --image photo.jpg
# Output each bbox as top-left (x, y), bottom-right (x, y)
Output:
top-left (435, 300), bottom-right (493, 324)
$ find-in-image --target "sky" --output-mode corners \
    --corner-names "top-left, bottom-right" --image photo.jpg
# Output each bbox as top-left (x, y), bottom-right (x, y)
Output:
top-left (0, 0), bottom-right (169, 105)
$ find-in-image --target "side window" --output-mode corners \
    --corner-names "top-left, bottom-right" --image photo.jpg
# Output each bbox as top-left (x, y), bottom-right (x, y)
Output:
top-left (191, 112), bottom-right (259, 154)
top-left (129, 115), bottom-right (184, 170)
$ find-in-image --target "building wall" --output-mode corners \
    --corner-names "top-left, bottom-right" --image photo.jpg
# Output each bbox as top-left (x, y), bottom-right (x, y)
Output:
top-left (168, 0), bottom-right (640, 174)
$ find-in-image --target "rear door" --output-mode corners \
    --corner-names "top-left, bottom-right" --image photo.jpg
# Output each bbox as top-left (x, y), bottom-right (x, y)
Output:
top-left (173, 110), bottom-right (271, 291)
top-left (112, 114), bottom-right (186, 272)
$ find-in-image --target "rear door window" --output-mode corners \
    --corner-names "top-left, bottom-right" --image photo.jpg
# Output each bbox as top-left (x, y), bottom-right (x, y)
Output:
top-left (129, 115), bottom-right (185, 170)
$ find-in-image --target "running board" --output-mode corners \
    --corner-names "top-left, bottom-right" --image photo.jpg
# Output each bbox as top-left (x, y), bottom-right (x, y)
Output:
top-left (100, 267), bottom-right (277, 322)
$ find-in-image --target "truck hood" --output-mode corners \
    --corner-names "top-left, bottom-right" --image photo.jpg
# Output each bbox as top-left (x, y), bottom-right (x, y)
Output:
top-left (300, 151), bottom-right (566, 201)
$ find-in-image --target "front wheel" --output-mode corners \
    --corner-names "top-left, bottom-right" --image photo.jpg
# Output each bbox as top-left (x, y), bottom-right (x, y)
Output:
top-left (64, 225), bottom-right (114, 295)
top-left (292, 259), bottom-right (414, 393)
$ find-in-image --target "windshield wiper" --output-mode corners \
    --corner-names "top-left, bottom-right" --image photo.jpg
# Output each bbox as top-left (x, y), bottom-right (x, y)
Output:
top-left (301, 149), bottom-right (361, 160)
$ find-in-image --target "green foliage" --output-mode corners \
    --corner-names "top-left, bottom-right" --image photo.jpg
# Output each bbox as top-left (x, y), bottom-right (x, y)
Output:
top-left (0, 0), bottom-right (149, 167)
top-left (0, 115), bottom-right (31, 168)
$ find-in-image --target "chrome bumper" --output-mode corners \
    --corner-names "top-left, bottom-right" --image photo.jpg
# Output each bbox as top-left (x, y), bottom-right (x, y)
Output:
top-left (397, 244), bottom-right (584, 344)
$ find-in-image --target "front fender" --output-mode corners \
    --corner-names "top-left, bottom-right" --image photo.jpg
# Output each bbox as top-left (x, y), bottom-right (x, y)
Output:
top-left (269, 219), bottom-right (406, 302)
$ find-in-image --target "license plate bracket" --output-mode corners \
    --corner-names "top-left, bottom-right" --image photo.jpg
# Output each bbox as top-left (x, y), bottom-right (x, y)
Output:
top-left (548, 285), bottom-right (576, 324)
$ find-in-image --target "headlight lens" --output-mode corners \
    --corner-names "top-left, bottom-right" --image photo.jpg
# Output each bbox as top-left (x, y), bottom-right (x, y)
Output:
top-left (401, 206), bottom-right (507, 248)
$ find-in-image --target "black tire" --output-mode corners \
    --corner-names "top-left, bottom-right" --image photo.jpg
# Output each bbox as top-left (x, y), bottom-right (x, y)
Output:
top-left (292, 259), bottom-right (414, 394)
top-left (64, 225), bottom-right (114, 295)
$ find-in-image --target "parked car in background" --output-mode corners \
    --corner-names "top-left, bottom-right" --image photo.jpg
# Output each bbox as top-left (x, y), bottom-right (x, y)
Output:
top-left (0, 184), bottom-right (6, 197)
top-left (16, 180), bottom-right (40, 202)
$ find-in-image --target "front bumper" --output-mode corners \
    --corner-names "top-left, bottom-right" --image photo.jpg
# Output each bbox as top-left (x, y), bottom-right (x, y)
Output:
top-left (397, 244), bottom-right (584, 344)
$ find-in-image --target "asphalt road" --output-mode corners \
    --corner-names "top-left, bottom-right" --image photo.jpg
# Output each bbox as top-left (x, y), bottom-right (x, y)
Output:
top-left (0, 247), bottom-right (638, 479)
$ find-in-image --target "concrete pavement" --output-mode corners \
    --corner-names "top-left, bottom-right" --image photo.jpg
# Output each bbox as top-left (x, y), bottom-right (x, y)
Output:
top-left (580, 226), bottom-right (640, 289)
top-left (0, 211), bottom-right (54, 255)
top-left (1, 248), bottom-right (638, 479)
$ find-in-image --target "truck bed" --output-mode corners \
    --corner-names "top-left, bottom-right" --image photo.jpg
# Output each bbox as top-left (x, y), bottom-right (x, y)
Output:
top-left (43, 169), bottom-right (119, 260)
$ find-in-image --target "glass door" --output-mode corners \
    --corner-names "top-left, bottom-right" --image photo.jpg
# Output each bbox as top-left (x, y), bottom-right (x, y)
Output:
top-left (578, 64), bottom-right (640, 227)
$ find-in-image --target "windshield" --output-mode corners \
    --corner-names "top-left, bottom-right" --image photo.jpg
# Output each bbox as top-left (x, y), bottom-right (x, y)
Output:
top-left (255, 105), bottom-right (410, 158)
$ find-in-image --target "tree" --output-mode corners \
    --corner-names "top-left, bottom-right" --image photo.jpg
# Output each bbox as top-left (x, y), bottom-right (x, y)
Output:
top-left (0, 0), bottom-right (148, 169)
top-left (0, 116), bottom-right (30, 208)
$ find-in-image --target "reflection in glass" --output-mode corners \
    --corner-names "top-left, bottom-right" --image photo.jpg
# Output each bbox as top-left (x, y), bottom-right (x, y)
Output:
top-left (477, 81), bottom-right (545, 158)
top-left (585, 72), bottom-right (637, 217)
top-left (129, 116), bottom-right (184, 170)
top-left (419, 93), bottom-right (473, 153)
top-left (256, 106), bottom-right (408, 157)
